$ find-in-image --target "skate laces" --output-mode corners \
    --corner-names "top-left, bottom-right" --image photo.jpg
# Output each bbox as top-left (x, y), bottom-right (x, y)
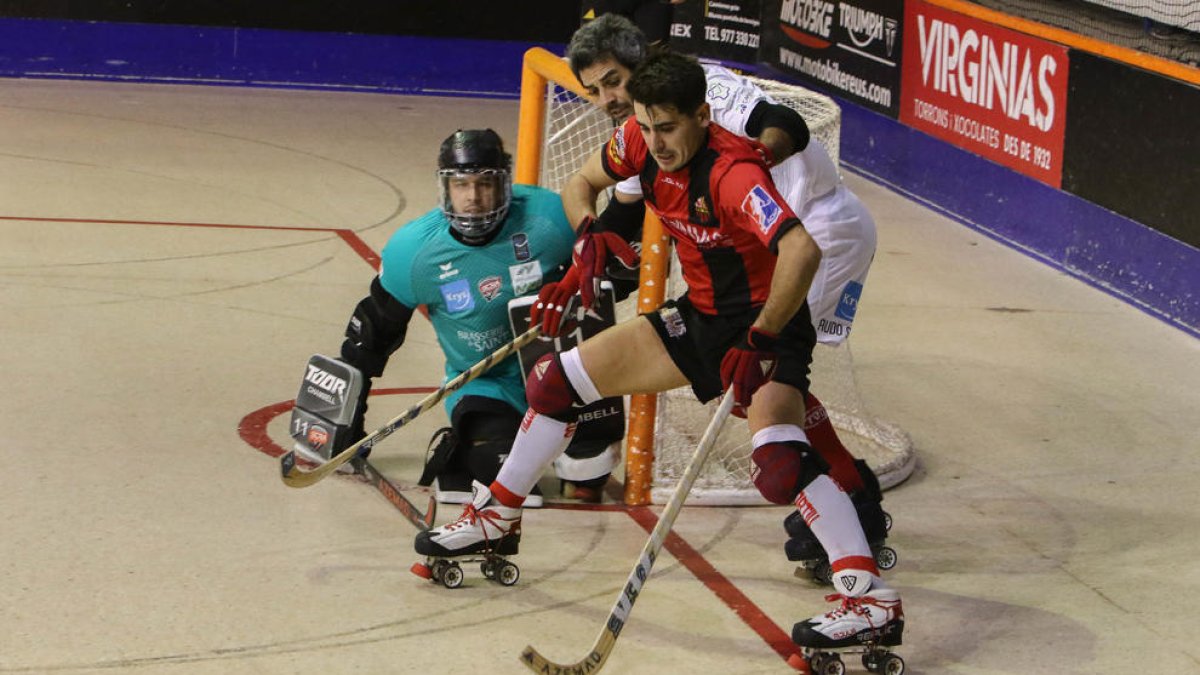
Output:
top-left (822, 594), bottom-right (880, 625)
top-left (443, 503), bottom-right (510, 542)
top-left (825, 590), bottom-right (902, 624)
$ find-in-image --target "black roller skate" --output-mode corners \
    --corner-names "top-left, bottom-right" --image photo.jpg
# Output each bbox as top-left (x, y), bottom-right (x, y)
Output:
top-left (411, 481), bottom-right (522, 589)
top-left (785, 460), bottom-right (897, 585)
top-left (789, 571), bottom-right (906, 675)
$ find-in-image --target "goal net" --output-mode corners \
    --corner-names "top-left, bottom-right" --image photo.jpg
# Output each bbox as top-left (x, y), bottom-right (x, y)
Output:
top-left (515, 48), bottom-right (917, 505)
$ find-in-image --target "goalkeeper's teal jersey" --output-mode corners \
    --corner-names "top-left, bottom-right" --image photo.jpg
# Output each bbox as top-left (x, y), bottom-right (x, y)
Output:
top-left (379, 184), bottom-right (574, 414)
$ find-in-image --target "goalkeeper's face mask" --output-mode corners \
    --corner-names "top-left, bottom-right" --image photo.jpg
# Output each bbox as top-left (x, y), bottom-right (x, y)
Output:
top-left (439, 169), bottom-right (511, 241)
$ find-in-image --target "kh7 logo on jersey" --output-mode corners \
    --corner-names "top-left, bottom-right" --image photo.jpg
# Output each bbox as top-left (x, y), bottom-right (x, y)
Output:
top-left (439, 279), bottom-right (475, 314)
top-left (509, 261), bottom-right (543, 295)
top-left (741, 185), bottom-right (783, 234)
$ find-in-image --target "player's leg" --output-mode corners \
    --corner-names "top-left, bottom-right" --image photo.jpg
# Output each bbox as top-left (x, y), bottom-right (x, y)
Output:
top-left (414, 315), bottom-right (686, 558)
top-left (418, 396), bottom-right (546, 506)
top-left (747, 312), bottom-right (903, 650)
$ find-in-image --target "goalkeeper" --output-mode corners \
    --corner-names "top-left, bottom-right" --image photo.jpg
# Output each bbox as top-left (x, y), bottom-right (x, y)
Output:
top-left (296, 129), bottom-right (620, 505)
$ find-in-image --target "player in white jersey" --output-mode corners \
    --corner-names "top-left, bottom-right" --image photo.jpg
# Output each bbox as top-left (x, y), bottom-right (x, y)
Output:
top-left (565, 13), bottom-right (893, 590)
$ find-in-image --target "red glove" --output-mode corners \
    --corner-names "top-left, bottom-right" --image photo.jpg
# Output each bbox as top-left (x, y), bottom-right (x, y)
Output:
top-left (749, 139), bottom-right (775, 167)
top-left (719, 327), bottom-right (779, 417)
top-left (529, 266), bottom-right (581, 337)
top-left (572, 215), bottom-right (639, 310)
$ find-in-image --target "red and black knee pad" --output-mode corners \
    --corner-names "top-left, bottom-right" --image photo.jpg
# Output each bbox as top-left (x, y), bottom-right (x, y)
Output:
top-left (525, 353), bottom-right (580, 422)
top-left (750, 441), bottom-right (830, 505)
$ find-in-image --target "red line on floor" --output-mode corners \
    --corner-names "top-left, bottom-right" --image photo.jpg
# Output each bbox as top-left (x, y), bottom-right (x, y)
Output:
top-left (237, 337), bottom-right (802, 668)
top-left (0, 214), bottom-right (337, 232)
top-left (334, 229), bottom-right (382, 270)
top-left (625, 507), bottom-right (805, 669)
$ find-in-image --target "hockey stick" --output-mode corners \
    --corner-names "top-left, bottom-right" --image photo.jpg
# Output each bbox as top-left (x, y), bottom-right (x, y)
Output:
top-left (357, 458), bottom-right (437, 531)
top-left (520, 389), bottom-right (735, 674)
top-left (280, 326), bottom-right (541, 488)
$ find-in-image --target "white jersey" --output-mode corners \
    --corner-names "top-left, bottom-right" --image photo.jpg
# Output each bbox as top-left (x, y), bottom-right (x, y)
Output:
top-left (618, 63), bottom-right (877, 344)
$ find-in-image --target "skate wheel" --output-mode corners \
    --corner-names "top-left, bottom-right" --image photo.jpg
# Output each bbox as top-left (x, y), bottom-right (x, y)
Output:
top-left (430, 559), bottom-right (450, 582)
top-left (880, 654), bottom-right (904, 675)
top-left (496, 561), bottom-right (520, 586)
top-left (480, 560), bottom-right (496, 579)
top-left (441, 562), bottom-right (465, 589)
top-left (814, 653), bottom-right (845, 675)
top-left (875, 546), bottom-right (898, 571)
top-left (883, 511), bottom-right (892, 532)
top-left (410, 562), bottom-right (433, 580)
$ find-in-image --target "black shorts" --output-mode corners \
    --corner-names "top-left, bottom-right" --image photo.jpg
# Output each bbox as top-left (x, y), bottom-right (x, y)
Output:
top-left (645, 295), bottom-right (817, 403)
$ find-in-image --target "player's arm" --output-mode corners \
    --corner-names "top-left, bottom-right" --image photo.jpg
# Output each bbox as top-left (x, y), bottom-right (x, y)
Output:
top-left (341, 276), bottom-right (416, 378)
top-left (745, 101), bottom-right (810, 165)
top-left (752, 225), bottom-right (821, 335)
top-left (563, 149), bottom-right (620, 229)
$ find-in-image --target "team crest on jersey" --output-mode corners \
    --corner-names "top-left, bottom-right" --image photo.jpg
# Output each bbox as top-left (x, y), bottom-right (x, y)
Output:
top-left (707, 81), bottom-right (731, 102)
top-left (439, 279), bottom-right (475, 314)
top-left (693, 196), bottom-right (711, 221)
top-left (607, 126), bottom-right (628, 170)
top-left (509, 261), bottom-right (543, 295)
top-left (478, 275), bottom-right (503, 301)
top-left (741, 185), bottom-right (783, 234)
top-left (511, 233), bottom-right (531, 262)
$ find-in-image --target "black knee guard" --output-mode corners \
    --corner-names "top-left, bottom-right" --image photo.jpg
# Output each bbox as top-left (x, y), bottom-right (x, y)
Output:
top-left (454, 396), bottom-right (523, 485)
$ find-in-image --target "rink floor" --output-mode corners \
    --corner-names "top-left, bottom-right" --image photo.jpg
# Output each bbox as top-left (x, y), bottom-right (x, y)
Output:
top-left (2, 79), bottom-right (1198, 675)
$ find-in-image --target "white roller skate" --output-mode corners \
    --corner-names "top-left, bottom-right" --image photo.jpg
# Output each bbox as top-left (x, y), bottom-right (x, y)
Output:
top-left (410, 481), bottom-right (522, 589)
top-left (790, 571), bottom-right (906, 674)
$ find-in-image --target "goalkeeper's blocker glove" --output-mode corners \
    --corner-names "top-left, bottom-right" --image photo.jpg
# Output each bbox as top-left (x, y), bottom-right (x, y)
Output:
top-left (719, 326), bottom-right (779, 417)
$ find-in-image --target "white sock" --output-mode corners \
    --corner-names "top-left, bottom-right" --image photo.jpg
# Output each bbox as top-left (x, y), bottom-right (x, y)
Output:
top-left (796, 474), bottom-right (873, 570)
top-left (560, 347), bottom-right (602, 404)
top-left (495, 410), bottom-right (576, 497)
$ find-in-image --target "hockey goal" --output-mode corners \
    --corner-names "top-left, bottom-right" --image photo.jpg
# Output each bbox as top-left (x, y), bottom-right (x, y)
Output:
top-left (515, 47), bottom-right (916, 505)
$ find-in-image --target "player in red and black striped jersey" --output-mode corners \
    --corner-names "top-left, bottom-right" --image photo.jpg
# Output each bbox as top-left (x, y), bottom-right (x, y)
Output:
top-left (414, 50), bottom-right (904, 654)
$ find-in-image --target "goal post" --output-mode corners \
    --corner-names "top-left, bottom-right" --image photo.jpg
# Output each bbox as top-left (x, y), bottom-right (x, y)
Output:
top-left (514, 47), bottom-right (916, 506)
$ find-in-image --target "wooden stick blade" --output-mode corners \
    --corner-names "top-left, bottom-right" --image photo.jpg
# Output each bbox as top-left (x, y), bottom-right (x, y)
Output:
top-left (520, 633), bottom-right (613, 674)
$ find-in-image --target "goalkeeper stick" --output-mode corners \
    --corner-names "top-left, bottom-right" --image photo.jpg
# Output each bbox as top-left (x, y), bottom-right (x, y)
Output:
top-left (280, 326), bottom-right (541, 488)
top-left (520, 389), bottom-right (735, 674)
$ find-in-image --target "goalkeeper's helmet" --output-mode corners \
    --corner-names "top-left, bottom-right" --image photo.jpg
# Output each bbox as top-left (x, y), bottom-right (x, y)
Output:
top-left (437, 129), bottom-right (512, 241)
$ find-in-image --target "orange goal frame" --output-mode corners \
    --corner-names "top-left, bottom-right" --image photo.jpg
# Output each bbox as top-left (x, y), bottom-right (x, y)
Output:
top-left (514, 47), bottom-right (666, 505)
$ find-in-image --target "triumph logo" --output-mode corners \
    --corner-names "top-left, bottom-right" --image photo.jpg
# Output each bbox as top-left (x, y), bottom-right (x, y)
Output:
top-left (839, 4), bottom-right (898, 58)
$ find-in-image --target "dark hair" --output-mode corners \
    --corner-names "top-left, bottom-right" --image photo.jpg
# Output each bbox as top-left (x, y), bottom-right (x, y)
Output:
top-left (567, 13), bottom-right (648, 81)
top-left (626, 50), bottom-right (707, 115)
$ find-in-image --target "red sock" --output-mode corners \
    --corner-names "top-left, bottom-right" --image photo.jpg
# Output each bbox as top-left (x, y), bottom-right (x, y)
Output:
top-left (803, 392), bottom-right (866, 493)
top-left (489, 481), bottom-right (526, 508)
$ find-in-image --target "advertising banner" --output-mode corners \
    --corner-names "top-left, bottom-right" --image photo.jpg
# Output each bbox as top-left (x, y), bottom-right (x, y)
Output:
top-left (900, 0), bottom-right (1068, 187)
top-left (669, 0), bottom-right (762, 68)
top-left (761, 0), bottom-right (904, 116)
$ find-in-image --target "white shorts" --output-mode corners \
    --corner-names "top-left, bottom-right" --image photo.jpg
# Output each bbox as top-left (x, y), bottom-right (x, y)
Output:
top-left (792, 185), bottom-right (877, 345)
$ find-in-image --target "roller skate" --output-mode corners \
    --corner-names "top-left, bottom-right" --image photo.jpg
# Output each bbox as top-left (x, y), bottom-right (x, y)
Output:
top-left (790, 571), bottom-right (906, 675)
top-left (410, 481), bottom-right (522, 589)
top-left (785, 461), bottom-right (896, 585)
